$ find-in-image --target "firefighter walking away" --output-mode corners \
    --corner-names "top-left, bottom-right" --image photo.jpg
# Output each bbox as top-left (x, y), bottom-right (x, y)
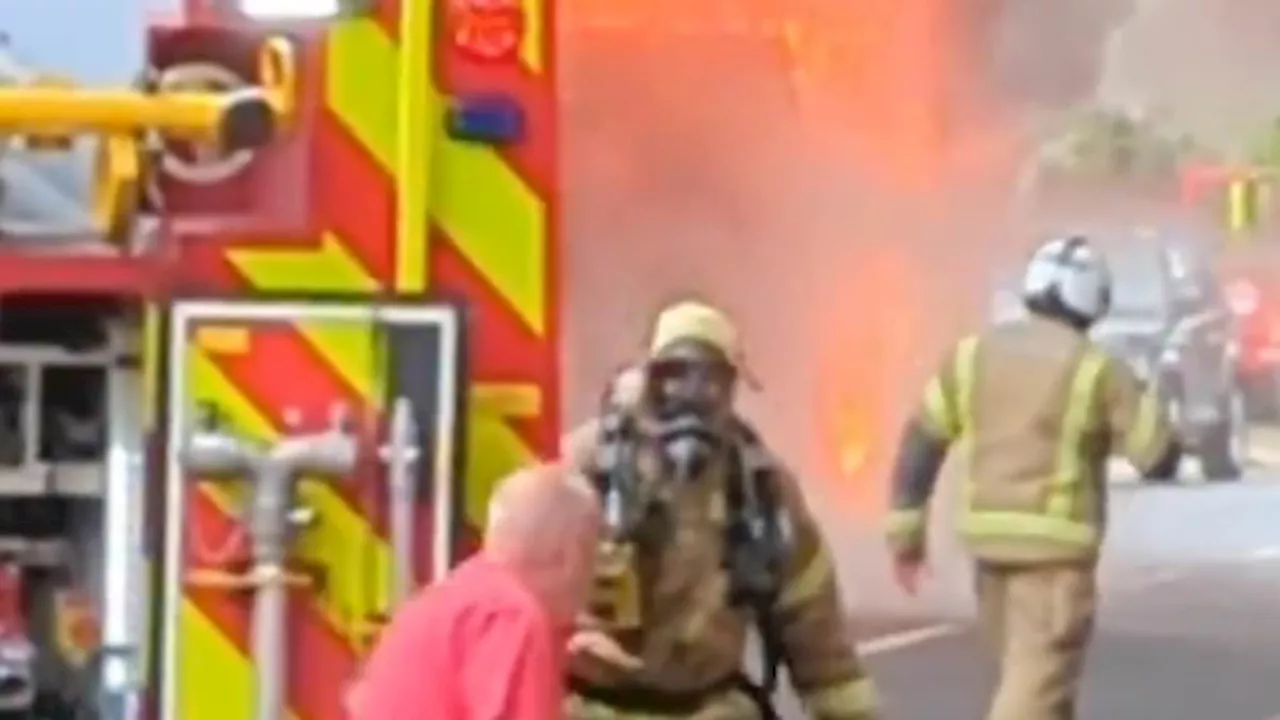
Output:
top-left (564, 300), bottom-right (878, 719)
top-left (885, 235), bottom-right (1181, 720)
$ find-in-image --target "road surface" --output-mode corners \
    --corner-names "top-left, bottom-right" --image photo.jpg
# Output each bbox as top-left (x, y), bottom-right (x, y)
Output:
top-left (844, 471), bottom-right (1280, 720)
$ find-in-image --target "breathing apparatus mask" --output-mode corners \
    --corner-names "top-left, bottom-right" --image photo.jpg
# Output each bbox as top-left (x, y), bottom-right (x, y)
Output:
top-left (644, 339), bottom-right (738, 484)
top-left (589, 342), bottom-right (737, 543)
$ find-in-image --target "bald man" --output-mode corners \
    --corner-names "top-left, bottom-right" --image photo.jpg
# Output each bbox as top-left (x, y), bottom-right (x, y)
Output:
top-left (349, 464), bottom-right (601, 720)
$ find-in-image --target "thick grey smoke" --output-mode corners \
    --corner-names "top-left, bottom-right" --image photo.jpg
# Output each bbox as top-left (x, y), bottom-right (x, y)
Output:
top-left (1099, 0), bottom-right (1280, 150)
top-left (558, 0), bottom-right (1280, 619)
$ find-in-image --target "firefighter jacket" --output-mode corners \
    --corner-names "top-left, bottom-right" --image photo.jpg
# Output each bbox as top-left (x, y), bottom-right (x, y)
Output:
top-left (563, 419), bottom-right (878, 719)
top-left (886, 315), bottom-right (1176, 565)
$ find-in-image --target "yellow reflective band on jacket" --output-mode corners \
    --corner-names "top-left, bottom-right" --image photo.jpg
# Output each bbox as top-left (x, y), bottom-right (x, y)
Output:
top-left (777, 551), bottom-right (834, 613)
top-left (921, 335), bottom-right (978, 439)
top-left (885, 509), bottom-right (924, 539)
top-left (1127, 386), bottom-right (1165, 468)
top-left (1047, 349), bottom-right (1107, 517)
top-left (957, 346), bottom-right (1106, 549)
top-left (803, 675), bottom-right (878, 717)
top-left (922, 377), bottom-right (958, 438)
top-left (953, 336), bottom-right (979, 435)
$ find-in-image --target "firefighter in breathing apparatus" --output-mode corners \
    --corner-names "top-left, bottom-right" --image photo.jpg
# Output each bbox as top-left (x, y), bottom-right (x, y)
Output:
top-left (563, 300), bottom-right (877, 720)
top-left (886, 235), bottom-right (1181, 720)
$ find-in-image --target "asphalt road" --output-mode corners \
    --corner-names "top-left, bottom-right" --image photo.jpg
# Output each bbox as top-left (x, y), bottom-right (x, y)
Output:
top-left (845, 472), bottom-right (1280, 720)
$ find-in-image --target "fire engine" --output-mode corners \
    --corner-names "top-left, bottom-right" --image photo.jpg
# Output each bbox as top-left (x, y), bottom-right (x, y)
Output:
top-left (0, 0), bottom-right (557, 718)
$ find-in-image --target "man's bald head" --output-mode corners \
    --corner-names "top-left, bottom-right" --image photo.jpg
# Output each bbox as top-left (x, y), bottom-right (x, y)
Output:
top-left (486, 464), bottom-right (598, 549)
top-left (483, 465), bottom-right (601, 627)
top-left (484, 464), bottom-right (601, 622)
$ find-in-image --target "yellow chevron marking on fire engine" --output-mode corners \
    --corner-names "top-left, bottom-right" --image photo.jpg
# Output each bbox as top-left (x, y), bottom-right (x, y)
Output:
top-left (225, 233), bottom-right (383, 405)
top-left (177, 601), bottom-right (267, 720)
top-left (194, 326), bottom-right (251, 355)
top-left (297, 320), bottom-right (385, 404)
top-left (437, 145), bottom-right (546, 334)
top-left (464, 384), bottom-right (542, 524)
top-left (227, 233), bottom-right (380, 293)
top-left (327, 20), bottom-right (396, 169)
top-left (474, 382), bottom-right (542, 416)
top-left (465, 408), bottom-right (537, 527)
top-left (185, 345), bottom-right (393, 646)
top-left (326, 21), bottom-right (548, 335)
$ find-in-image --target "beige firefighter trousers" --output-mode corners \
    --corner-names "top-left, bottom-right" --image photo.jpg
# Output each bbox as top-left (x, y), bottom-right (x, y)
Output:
top-left (975, 560), bottom-right (1097, 720)
top-left (563, 688), bottom-right (762, 719)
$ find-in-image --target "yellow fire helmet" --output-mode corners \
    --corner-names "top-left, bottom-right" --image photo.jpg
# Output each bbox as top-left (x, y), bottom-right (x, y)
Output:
top-left (648, 300), bottom-right (760, 388)
top-left (649, 300), bottom-right (738, 358)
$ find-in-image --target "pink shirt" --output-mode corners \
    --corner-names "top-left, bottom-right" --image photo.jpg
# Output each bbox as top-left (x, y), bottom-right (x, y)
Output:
top-left (348, 555), bottom-right (563, 720)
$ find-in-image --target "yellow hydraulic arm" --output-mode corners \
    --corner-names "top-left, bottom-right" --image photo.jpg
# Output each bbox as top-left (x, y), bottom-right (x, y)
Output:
top-left (0, 36), bottom-right (296, 151)
top-left (0, 37), bottom-right (298, 243)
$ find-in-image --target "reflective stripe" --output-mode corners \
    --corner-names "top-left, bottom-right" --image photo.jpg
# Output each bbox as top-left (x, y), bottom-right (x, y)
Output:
top-left (959, 510), bottom-right (1098, 547)
top-left (1048, 349), bottom-right (1108, 517)
top-left (922, 377), bottom-right (956, 438)
top-left (953, 336), bottom-right (979, 436)
top-left (777, 551), bottom-right (833, 612)
top-left (804, 675), bottom-right (878, 716)
top-left (885, 509), bottom-right (924, 539)
top-left (921, 336), bottom-right (977, 439)
top-left (956, 342), bottom-right (1106, 548)
top-left (1126, 387), bottom-right (1164, 466)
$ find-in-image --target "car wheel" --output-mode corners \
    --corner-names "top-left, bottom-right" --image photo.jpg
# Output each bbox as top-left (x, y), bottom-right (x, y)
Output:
top-left (1201, 389), bottom-right (1246, 481)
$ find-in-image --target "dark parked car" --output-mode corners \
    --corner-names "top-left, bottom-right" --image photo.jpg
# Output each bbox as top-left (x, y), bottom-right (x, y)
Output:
top-left (1090, 235), bottom-right (1246, 480)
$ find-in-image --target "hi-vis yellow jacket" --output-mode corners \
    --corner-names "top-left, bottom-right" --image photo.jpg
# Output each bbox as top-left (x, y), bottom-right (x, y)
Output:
top-left (886, 315), bottom-right (1177, 564)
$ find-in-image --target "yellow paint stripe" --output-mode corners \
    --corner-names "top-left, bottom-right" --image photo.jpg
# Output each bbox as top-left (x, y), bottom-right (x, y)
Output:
top-left (194, 326), bottom-right (251, 355)
top-left (473, 382), bottom-right (541, 417)
top-left (326, 21), bottom-right (548, 335)
top-left (185, 344), bottom-right (392, 649)
top-left (142, 304), bottom-right (159, 432)
top-left (464, 407), bottom-right (538, 528)
top-left (437, 144), bottom-right (546, 334)
top-left (520, 0), bottom-right (545, 72)
top-left (296, 320), bottom-right (385, 406)
top-left (226, 232), bottom-right (380, 293)
top-left (177, 600), bottom-right (284, 720)
top-left (327, 19), bottom-right (397, 169)
top-left (394, 0), bottom-right (432, 292)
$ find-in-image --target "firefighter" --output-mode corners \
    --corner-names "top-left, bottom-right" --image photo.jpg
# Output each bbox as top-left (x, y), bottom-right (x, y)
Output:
top-left (563, 300), bottom-right (877, 720)
top-left (885, 235), bottom-right (1181, 720)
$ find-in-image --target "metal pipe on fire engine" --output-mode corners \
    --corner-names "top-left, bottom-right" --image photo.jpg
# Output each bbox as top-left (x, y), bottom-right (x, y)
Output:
top-left (100, 365), bottom-right (147, 720)
top-left (250, 408), bottom-right (356, 720)
top-left (182, 404), bottom-right (357, 720)
top-left (380, 397), bottom-right (421, 606)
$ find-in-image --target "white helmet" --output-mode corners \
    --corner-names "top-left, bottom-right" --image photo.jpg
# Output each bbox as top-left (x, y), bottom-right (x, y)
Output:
top-left (1021, 235), bottom-right (1113, 325)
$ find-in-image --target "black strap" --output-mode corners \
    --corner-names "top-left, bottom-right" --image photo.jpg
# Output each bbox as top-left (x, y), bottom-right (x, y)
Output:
top-left (733, 673), bottom-right (782, 720)
top-left (568, 674), bottom-right (739, 714)
top-left (724, 424), bottom-right (786, 695)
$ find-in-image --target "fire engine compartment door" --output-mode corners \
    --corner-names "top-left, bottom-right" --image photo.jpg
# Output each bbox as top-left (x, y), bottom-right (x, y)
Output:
top-left (155, 298), bottom-right (465, 720)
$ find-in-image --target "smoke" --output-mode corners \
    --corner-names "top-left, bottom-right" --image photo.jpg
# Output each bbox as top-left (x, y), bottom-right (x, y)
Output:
top-left (557, 1), bottom-right (1024, 616)
top-left (1098, 0), bottom-right (1280, 148)
top-left (556, 0), bottom-right (1279, 616)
